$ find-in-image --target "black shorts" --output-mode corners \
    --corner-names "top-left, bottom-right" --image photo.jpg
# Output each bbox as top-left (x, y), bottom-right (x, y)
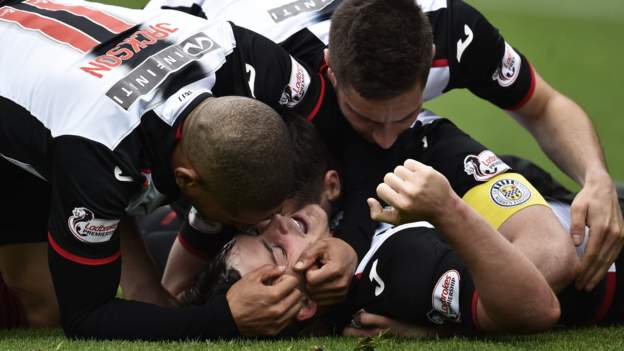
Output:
top-left (0, 157), bottom-right (49, 245)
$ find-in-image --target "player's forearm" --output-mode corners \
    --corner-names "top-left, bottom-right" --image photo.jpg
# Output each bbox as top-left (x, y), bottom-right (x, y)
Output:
top-left (162, 237), bottom-right (209, 298)
top-left (50, 248), bottom-right (237, 340)
top-left (432, 196), bottom-right (559, 331)
top-left (511, 74), bottom-right (607, 185)
top-left (119, 217), bottom-right (176, 307)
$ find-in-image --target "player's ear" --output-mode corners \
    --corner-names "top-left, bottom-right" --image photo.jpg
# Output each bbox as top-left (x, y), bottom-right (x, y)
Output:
top-left (323, 49), bottom-right (337, 87)
top-left (296, 297), bottom-right (318, 321)
top-left (323, 170), bottom-right (341, 202)
top-left (174, 166), bottom-right (200, 191)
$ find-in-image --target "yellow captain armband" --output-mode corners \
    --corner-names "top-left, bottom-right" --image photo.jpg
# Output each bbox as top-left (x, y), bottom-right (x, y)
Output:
top-left (461, 172), bottom-right (549, 229)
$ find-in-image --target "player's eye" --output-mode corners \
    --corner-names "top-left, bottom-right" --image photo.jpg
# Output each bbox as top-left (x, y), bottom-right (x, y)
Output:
top-left (273, 245), bottom-right (287, 262)
top-left (240, 225), bottom-right (261, 236)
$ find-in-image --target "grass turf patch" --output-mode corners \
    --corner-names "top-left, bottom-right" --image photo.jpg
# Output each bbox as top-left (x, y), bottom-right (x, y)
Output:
top-left (2, 327), bottom-right (624, 351)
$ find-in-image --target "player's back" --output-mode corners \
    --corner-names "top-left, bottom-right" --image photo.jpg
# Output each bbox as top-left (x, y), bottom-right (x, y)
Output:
top-left (0, 0), bottom-right (237, 151)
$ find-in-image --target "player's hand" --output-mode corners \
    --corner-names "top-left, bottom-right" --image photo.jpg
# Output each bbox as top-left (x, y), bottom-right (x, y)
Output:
top-left (343, 310), bottom-right (436, 338)
top-left (293, 237), bottom-right (357, 306)
top-left (226, 265), bottom-right (304, 336)
top-left (571, 172), bottom-right (624, 291)
top-left (368, 159), bottom-right (454, 225)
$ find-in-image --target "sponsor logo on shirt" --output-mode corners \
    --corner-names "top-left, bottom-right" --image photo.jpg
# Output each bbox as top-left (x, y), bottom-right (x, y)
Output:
top-left (279, 57), bottom-right (310, 108)
top-left (429, 269), bottom-right (461, 323)
top-left (490, 178), bottom-right (532, 207)
top-left (104, 31), bottom-right (221, 110)
top-left (463, 150), bottom-right (510, 182)
top-left (80, 23), bottom-right (179, 79)
top-left (492, 42), bottom-right (521, 87)
top-left (67, 207), bottom-right (119, 243)
top-left (268, 0), bottom-right (335, 23)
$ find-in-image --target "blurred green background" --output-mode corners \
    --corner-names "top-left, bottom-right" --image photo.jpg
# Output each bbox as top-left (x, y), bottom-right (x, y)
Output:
top-left (103, 0), bottom-right (624, 190)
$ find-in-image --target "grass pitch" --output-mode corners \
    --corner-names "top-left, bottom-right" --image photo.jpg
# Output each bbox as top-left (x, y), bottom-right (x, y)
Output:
top-left (3, 327), bottom-right (624, 350)
top-left (2, 0), bottom-right (623, 350)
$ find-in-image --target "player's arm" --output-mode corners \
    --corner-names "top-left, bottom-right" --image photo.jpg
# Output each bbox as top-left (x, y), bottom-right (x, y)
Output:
top-left (119, 217), bottom-right (177, 307)
top-left (162, 208), bottom-right (234, 298)
top-left (419, 119), bottom-right (578, 293)
top-left (451, 0), bottom-right (622, 291)
top-left (368, 160), bottom-right (560, 332)
top-left (509, 73), bottom-right (623, 291)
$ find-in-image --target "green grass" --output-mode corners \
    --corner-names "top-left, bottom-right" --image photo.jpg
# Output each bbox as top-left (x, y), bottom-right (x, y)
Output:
top-left (3, 327), bottom-right (624, 351)
top-left (5, 0), bottom-right (623, 350)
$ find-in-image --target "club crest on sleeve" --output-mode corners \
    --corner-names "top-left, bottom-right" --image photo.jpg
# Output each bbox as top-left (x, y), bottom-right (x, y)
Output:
top-left (429, 269), bottom-right (461, 324)
top-left (490, 178), bottom-right (532, 207)
top-left (492, 42), bottom-right (521, 87)
top-left (68, 207), bottom-right (119, 243)
top-left (463, 150), bottom-right (510, 181)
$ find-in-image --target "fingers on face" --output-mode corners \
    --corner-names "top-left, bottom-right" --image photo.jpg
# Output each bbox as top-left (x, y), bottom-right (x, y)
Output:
top-left (295, 240), bottom-right (328, 271)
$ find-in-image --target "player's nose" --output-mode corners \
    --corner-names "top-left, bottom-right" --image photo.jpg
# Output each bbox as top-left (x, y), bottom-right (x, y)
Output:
top-left (373, 126), bottom-right (398, 149)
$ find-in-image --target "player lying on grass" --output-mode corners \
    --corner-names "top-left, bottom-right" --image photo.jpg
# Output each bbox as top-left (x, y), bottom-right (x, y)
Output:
top-left (147, 0), bottom-right (624, 294)
top-left (180, 121), bottom-right (623, 336)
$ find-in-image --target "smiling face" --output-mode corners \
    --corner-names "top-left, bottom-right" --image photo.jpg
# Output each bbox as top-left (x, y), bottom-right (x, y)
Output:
top-left (228, 204), bottom-right (332, 276)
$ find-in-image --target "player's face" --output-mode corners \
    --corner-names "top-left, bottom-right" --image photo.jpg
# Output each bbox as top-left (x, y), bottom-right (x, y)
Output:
top-left (335, 83), bottom-right (424, 149)
top-left (228, 204), bottom-right (331, 276)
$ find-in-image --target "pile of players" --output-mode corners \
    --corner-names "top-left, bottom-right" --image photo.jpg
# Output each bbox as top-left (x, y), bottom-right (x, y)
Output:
top-left (1, 0), bottom-right (622, 340)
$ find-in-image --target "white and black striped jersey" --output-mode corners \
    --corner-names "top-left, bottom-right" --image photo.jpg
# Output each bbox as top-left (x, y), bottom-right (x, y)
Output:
top-left (145, 0), bottom-right (536, 110)
top-left (0, 0), bottom-right (330, 340)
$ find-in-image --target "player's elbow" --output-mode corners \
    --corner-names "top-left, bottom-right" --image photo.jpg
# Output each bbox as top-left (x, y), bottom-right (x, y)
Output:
top-left (508, 292), bottom-right (560, 333)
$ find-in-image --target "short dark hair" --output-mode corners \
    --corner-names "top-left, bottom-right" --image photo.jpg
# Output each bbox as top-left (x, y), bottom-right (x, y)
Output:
top-left (284, 115), bottom-right (333, 208)
top-left (179, 239), bottom-right (241, 306)
top-left (183, 96), bottom-right (295, 215)
top-left (329, 0), bottom-right (433, 99)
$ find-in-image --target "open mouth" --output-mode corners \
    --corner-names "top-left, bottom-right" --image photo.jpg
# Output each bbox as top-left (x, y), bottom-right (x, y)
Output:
top-left (291, 215), bottom-right (308, 234)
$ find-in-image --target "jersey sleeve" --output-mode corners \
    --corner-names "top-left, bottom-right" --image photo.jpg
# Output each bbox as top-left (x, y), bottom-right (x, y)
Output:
top-left (177, 206), bottom-right (236, 261)
top-left (212, 23), bottom-right (324, 119)
top-left (415, 118), bottom-right (548, 229)
top-left (447, 0), bottom-right (535, 110)
top-left (47, 137), bottom-right (238, 340)
top-left (353, 227), bottom-right (478, 329)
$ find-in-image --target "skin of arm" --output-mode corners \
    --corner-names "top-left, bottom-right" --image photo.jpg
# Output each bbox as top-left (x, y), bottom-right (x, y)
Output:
top-left (509, 71), bottom-right (623, 291)
top-left (119, 217), bottom-right (178, 307)
top-left (162, 237), bottom-right (209, 299)
top-left (497, 204), bottom-right (579, 294)
top-left (369, 159), bottom-right (560, 332)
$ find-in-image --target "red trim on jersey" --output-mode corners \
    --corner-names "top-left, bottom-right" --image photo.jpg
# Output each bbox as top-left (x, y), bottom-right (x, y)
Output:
top-left (0, 7), bottom-right (98, 52)
top-left (431, 58), bottom-right (449, 68)
top-left (507, 63), bottom-right (536, 111)
top-left (23, 0), bottom-right (133, 33)
top-left (471, 291), bottom-right (481, 330)
top-left (160, 210), bottom-right (178, 226)
top-left (48, 232), bottom-right (121, 266)
top-left (177, 233), bottom-right (211, 261)
top-left (306, 63), bottom-right (328, 122)
top-left (591, 271), bottom-right (617, 323)
top-left (354, 272), bottom-right (364, 280)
